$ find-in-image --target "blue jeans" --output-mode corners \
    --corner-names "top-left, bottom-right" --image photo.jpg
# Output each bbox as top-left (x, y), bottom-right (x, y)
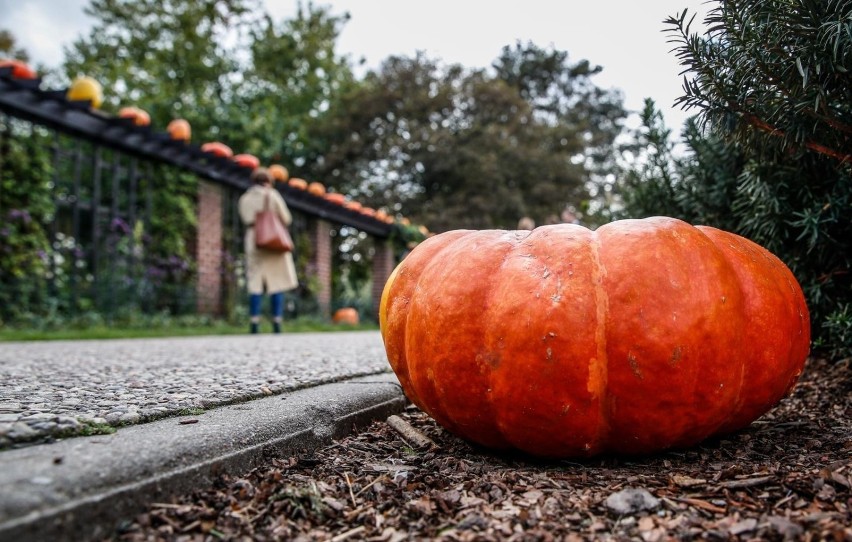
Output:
top-left (249, 292), bottom-right (284, 318)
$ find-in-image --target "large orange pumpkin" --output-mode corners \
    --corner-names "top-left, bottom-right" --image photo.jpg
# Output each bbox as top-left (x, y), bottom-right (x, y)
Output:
top-left (167, 119), bottom-right (191, 142)
top-left (379, 217), bottom-right (810, 458)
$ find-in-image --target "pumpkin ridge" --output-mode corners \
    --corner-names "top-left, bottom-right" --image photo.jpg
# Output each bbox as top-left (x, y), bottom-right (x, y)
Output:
top-left (404, 231), bottom-right (488, 438)
top-left (693, 226), bottom-right (750, 436)
top-left (695, 226), bottom-right (810, 435)
top-left (486, 229), bottom-right (543, 451)
top-left (400, 238), bottom-right (454, 414)
top-left (588, 230), bottom-right (611, 454)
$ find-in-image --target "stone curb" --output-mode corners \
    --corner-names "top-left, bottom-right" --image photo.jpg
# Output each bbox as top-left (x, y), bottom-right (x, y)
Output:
top-left (0, 373), bottom-right (406, 542)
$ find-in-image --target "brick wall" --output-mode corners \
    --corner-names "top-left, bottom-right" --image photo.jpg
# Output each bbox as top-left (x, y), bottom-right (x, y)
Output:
top-left (308, 218), bottom-right (332, 317)
top-left (371, 240), bottom-right (397, 320)
top-left (196, 180), bottom-right (223, 314)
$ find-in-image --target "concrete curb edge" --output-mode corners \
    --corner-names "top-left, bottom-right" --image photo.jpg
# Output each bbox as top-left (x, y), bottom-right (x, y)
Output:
top-left (0, 373), bottom-right (406, 541)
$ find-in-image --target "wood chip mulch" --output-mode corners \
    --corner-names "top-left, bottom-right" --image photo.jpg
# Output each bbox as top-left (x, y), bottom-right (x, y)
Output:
top-left (117, 357), bottom-right (851, 541)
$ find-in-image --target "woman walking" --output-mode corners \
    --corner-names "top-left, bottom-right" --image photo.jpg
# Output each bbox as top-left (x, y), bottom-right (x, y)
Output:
top-left (238, 167), bottom-right (299, 333)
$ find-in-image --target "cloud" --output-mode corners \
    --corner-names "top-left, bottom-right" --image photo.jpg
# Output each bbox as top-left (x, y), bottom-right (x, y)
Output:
top-left (0, 0), bottom-right (94, 67)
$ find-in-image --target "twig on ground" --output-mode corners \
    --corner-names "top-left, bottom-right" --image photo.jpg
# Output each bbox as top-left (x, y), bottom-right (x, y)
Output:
top-left (330, 526), bottom-right (366, 542)
top-left (344, 472), bottom-right (357, 508)
top-left (386, 414), bottom-right (436, 449)
top-left (720, 476), bottom-right (775, 489)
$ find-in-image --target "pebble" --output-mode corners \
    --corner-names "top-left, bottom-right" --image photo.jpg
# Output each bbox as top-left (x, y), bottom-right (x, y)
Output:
top-left (605, 487), bottom-right (661, 515)
top-left (0, 333), bottom-right (390, 446)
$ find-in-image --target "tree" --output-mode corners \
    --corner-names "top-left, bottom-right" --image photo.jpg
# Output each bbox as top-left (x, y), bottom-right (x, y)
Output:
top-left (234, 2), bottom-right (356, 166)
top-left (307, 43), bottom-right (627, 232)
top-left (619, 99), bottom-right (745, 234)
top-left (63, 0), bottom-right (257, 137)
top-left (0, 29), bottom-right (29, 61)
top-left (629, 1), bottom-right (851, 357)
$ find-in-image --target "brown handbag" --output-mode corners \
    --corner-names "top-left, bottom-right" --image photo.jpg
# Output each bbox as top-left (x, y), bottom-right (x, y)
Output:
top-left (254, 191), bottom-right (294, 252)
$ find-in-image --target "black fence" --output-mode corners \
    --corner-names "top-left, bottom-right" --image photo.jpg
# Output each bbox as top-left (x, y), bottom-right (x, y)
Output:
top-left (0, 68), bottom-right (393, 325)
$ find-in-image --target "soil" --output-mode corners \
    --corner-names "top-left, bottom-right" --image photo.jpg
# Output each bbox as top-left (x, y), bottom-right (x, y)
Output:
top-left (116, 357), bottom-right (851, 541)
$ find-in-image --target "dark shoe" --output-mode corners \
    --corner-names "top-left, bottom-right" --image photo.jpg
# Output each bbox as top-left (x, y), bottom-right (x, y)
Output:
top-left (250, 322), bottom-right (259, 334)
top-left (273, 321), bottom-right (281, 334)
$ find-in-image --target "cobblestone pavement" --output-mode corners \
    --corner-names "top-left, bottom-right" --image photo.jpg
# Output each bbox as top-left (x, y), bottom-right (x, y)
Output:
top-left (0, 331), bottom-right (391, 448)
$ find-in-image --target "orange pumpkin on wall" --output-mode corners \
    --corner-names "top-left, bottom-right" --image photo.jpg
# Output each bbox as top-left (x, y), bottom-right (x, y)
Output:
top-left (289, 178), bottom-right (308, 190)
top-left (0, 59), bottom-right (37, 79)
top-left (307, 182), bottom-right (326, 196)
top-left (233, 154), bottom-right (260, 169)
top-left (201, 142), bottom-right (233, 158)
top-left (118, 106), bottom-right (151, 127)
top-left (324, 193), bottom-right (346, 205)
top-left (167, 119), bottom-right (191, 142)
top-left (380, 217), bottom-right (811, 458)
top-left (268, 164), bottom-right (289, 182)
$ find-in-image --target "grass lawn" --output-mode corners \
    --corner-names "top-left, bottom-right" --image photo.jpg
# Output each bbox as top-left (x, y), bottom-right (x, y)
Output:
top-left (0, 319), bottom-right (379, 342)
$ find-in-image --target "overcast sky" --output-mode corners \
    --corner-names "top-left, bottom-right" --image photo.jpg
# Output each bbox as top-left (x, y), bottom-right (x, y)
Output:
top-left (1, 0), bottom-right (710, 134)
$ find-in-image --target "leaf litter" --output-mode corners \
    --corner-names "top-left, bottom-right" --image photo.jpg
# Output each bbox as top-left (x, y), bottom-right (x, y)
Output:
top-left (116, 357), bottom-right (851, 541)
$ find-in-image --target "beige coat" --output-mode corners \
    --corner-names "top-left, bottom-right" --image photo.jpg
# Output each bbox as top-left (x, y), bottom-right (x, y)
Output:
top-left (238, 185), bottom-right (299, 295)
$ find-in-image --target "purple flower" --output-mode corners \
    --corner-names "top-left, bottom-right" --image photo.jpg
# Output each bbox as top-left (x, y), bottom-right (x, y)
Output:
top-left (110, 217), bottom-right (131, 236)
top-left (8, 209), bottom-right (31, 224)
top-left (0, 228), bottom-right (8, 237)
top-left (146, 266), bottom-right (166, 280)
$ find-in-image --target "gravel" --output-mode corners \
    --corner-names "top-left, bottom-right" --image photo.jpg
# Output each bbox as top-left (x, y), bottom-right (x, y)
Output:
top-left (0, 332), bottom-right (391, 448)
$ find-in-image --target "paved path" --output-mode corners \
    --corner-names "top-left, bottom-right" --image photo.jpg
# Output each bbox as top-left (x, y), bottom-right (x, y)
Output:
top-left (0, 331), bottom-right (392, 447)
top-left (0, 331), bottom-right (406, 540)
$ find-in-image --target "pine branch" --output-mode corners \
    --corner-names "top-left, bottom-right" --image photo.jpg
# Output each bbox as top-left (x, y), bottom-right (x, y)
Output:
top-left (739, 109), bottom-right (851, 164)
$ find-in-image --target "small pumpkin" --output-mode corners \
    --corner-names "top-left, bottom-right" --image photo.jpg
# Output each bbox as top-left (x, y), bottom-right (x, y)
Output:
top-left (332, 307), bottom-right (360, 325)
top-left (0, 59), bottom-right (37, 79)
top-left (307, 182), bottom-right (326, 196)
top-left (201, 141), bottom-right (233, 159)
top-left (269, 164), bottom-right (289, 182)
top-left (233, 154), bottom-right (260, 169)
top-left (118, 106), bottom-right (151, 127)
top-left (289, 178), bottom-right (308, 190)
top-left (66, 76), bottom-right (103, 108)
top-left (380, 217), bottom-right (810, 458)
top-left (324, 193), bottom-right (346, 205)
top-left (344, 201), bottom-right (363, 212)
top-left (167, 119), bottom-right (191, 142)
top-left (360, 207), bottom-right (377, 218)
top-left (375, 210), bottom-right (390, 222)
